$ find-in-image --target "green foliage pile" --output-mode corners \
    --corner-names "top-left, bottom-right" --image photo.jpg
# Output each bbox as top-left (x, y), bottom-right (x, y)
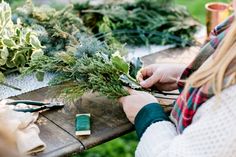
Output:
top-left (2, 0), bottom-right (189, 101)
top-left (13, 0), bottom-right (88, 56)
top-left (74, 0), bottom-right (199, 47)
top-left (0, 1), bottom-right (44, 85)
top-left (8, 1), bottom-right (179, 102)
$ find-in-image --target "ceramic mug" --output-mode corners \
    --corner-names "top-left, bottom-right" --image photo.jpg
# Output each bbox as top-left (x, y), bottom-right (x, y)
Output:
top-left (205, 2), bottom-right (231, 37)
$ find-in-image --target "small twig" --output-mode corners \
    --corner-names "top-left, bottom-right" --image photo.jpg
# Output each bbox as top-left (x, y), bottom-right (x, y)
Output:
top-left (3, 69), bottom-right (19, 75)
top-left (81, 9), bottom-right (103, 14)
top-left (0, 82), bottom-right (21, 91)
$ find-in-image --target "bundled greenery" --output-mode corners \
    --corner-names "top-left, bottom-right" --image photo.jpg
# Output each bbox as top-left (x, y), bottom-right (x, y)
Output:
top-left (13, 0), bottom-right (89, 56)
top-left (0, 1), bottom-right (44, 86)
top-left (24, 33), bottom-right (176, 106)
top-left (24, 34), bottom-right (146, 100)
top-left (74, 0), bottom-right (199, 47)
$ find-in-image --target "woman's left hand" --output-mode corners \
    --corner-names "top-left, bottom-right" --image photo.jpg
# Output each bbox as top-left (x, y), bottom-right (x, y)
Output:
top-left (119, 88), bottom-right (158, 124)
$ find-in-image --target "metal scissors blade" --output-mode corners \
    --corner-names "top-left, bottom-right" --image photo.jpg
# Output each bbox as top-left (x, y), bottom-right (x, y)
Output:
top-left (6, 100), bottom-right (65, 112)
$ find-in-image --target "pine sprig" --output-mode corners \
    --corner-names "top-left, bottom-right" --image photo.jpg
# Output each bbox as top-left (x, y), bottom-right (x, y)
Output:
top-left (14, 0), bottom-right (89, 55)
top-left (72, 55), bottom-right (129, 99)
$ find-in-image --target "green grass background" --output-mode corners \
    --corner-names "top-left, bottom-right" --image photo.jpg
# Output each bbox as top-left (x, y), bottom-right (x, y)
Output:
top-left (5, 0), bottom-right (230, 156)
top-left (176, 0), bottom-right (230, 23)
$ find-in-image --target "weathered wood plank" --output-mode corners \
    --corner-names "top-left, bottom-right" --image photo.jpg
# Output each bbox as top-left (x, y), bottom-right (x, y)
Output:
top-left (142, 47), bottom-right (200, 65)
top-left (15, 87), bottom-right (133, 150)
top-left (69, 93), bottom-right (134, 149)
top-left (13, 94), bottom-right (85, 156)
top-left (36, 116), bottom-right (84, 157)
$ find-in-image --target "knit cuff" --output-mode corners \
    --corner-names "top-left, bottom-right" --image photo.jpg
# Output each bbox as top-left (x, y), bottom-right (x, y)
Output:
top-left (134, 103), bottom-right (170, 139)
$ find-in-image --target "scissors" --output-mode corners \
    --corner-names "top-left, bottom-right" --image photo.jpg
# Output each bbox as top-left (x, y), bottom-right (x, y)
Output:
top-left (6, 100), bottom-right (65, 113)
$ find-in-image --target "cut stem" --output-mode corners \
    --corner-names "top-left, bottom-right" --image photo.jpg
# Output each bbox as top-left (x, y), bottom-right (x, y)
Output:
top-left (0, 82), bottom-right (21, 91)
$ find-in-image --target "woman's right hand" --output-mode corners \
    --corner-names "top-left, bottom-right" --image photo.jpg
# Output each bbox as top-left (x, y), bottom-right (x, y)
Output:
top-left (137, 63), bottom-right (186, 91)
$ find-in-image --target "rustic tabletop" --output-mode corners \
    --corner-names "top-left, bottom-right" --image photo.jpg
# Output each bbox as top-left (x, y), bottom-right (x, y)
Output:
top-left (11, 46), bottom-right (200, 157)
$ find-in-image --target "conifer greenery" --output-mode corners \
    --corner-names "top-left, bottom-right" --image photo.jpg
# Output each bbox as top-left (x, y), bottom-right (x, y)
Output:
top-left (74, 0), bottom-right (198, 47)
top-left (1, 0), bottom-right (194, 101)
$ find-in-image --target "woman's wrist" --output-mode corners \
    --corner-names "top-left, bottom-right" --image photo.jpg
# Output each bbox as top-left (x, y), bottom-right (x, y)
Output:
top-left (134, 103), bottom-right (170, 139)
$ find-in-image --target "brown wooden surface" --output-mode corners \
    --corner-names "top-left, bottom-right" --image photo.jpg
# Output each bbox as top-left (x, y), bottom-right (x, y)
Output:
top-left (13, 47), bottom-right (200, 157)
top-left (142, 46), bottom-right (200, 65)
top-left (16, 88), bottom-right (133, 153)
top-left (11, 96), bottom-right (84, 157)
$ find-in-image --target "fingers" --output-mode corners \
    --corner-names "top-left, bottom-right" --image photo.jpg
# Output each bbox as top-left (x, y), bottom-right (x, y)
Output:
top-left (119, 95), bottom-right (133, 105)
top-left (140, 75), bottom-right (160, 88)
top-left (136, 67), bottom-right (154, 82)
top-left (119, 97), bottom-right (125, 105)
top-left (119, 88), bottom-right (141, 104)
top-left (136, 71), bottom-right (144, 82)
top-left (127, 88), bottom-right (140, 95)
top-left (123, 86), bottom-right (141, 95)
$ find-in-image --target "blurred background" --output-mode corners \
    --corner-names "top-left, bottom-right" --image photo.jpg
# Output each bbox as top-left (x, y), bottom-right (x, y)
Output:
top-left (4, 0), bottom-right (230, 157)
top-left (6, 0), bottom-right (231, 24)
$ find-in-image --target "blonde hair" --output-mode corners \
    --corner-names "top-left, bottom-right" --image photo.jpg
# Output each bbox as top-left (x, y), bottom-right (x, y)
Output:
top-left (184, 20), bottom-right (236, 96)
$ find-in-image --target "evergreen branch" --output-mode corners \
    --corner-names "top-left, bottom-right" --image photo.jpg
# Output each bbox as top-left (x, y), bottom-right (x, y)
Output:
top-left (75, 0), bottom-right (199, 47)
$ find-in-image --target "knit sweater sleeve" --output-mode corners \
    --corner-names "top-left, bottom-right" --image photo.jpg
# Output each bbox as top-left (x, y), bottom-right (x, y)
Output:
top-left (135, 85), bottom-right (236, 157)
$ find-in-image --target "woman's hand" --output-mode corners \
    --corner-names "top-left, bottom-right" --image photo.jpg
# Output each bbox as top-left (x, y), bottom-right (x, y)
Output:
top-left (137, 63), bottom-right (186, 91)
top-left (119, 88), bottom-right (158, 124)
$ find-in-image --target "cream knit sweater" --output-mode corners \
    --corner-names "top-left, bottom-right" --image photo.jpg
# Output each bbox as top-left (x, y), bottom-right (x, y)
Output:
top-left (136, 84), bottom-right (236, 157)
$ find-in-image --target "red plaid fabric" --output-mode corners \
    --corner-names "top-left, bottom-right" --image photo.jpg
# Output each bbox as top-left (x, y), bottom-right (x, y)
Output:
top-left (170, 15), bottom-right (235, 133)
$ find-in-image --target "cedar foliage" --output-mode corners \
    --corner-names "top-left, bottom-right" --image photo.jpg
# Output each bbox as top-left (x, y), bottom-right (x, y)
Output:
top-left (74, 0), bottom-right (198, 47)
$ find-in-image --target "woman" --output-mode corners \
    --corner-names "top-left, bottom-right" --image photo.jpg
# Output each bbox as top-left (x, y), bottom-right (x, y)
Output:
top-left (119, 1), bottom-right (236, 156)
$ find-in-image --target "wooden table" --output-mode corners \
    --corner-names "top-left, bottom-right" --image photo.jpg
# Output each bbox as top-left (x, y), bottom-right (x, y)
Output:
top-left (11, 46), bottom-right (200, 157)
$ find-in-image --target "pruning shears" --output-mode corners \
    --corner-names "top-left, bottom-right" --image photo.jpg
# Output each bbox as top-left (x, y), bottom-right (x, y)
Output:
top-left (6, 100), bottom-right (64, 113)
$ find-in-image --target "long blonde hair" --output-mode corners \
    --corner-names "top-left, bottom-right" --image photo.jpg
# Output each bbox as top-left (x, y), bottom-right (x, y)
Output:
top-left (184, 20), bottom-right (236, 96)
